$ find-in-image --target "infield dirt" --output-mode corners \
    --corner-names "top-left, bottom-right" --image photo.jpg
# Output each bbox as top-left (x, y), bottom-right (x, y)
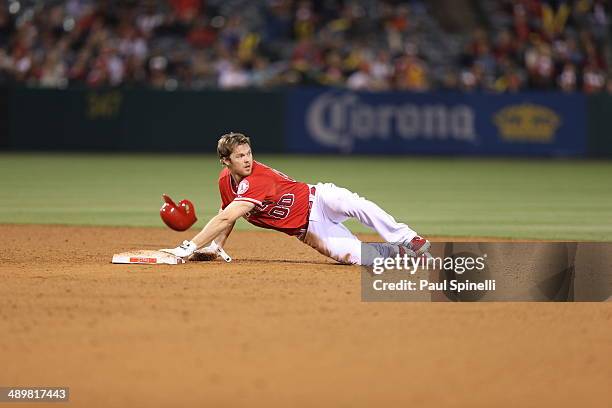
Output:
top-left (1, 225), bottom-right (610, 407)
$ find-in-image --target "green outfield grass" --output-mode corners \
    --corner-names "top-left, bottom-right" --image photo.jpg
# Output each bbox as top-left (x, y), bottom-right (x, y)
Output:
top-left (0, 153), bottom-right (611, 240)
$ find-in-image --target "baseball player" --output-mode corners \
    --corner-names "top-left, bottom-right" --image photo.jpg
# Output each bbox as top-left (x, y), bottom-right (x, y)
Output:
top-left (161, 132), bottom-right (430, 265)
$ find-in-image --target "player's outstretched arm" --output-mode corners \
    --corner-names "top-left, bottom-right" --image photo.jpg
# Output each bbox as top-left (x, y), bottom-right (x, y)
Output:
top-left (190, 207), bottom-right (235, 262)
top-left (213, 207), bottom-right (235, 248)
top-left (160, 200), bottom-right (254, 258)
top-left (191, 201), bottom-right (252, 248)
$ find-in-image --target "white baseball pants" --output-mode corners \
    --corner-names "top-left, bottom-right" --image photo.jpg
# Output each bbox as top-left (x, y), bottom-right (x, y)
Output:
top-left (300, 183), bottom-right (417, 265)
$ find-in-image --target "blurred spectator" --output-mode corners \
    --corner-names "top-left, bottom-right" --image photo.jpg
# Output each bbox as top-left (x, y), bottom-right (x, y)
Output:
top-left (169, 0), bottom-right (201, 23)
top-left (582, 61), bottom-right (605, 93)
top-left (187, 16), bottom-right (215, 48)
top-left (0, 5), bottom-right (15, 48)
top-left (558, 62), bottom-right (577, 92)
top-left (395, 53), bottom-right (429, 92)
top-left (0, 0), bottom-right (609, 93)
top-left (218, 59), bottom-right (249, 89)
top-left (525, 38), bottom-right (555, 89)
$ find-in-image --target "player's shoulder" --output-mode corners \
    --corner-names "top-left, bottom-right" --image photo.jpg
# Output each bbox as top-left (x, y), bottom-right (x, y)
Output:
top-left (252, 160), bottom-right (298, 183)
top-left (250, 160), bottom-right (277, 176)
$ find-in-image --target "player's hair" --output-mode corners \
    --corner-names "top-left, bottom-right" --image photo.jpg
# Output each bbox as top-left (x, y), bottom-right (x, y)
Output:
top-left (217, 132), bottom-right (251, 162)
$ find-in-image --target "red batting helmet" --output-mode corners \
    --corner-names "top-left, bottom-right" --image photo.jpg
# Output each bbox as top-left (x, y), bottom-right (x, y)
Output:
top-left (160, 194), bottom-right (198, 231)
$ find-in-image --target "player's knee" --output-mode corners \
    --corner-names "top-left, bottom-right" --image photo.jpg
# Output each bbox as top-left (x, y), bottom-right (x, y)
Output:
top-left (328, 191), bottom-right (363, 214)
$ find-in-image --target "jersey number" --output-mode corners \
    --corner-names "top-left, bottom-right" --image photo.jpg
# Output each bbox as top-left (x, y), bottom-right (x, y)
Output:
top-left (267, 194), bottom-right (294, 219)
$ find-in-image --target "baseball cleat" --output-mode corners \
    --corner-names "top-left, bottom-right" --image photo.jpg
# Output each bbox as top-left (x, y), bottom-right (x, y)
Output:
top-left (405, 235), bottom-right (431, 256)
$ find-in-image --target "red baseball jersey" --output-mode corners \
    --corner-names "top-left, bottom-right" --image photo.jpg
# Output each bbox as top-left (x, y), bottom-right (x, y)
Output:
top-left (218, 161), bottom-right (311, 236)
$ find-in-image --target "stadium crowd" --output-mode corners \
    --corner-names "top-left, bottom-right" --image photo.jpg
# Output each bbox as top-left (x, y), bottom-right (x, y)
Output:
top-left (0, 0), bottom-right (610, 93)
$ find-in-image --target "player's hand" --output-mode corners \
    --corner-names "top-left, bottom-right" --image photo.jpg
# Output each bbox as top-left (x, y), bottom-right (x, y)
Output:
top-left (160, 240), bottom-right (197, 258)
top-left (189, 241), bottom-right (232, 262)
top-left (189, 243), bottom-right (219, 262)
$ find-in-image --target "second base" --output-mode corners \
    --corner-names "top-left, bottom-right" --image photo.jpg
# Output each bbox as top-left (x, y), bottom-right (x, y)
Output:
top-left (111, 250), bottom-right (186, 265)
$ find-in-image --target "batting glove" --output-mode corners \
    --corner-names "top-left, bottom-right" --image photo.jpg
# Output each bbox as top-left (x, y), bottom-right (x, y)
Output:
top-left (160, 240), bottom-right (197, 258)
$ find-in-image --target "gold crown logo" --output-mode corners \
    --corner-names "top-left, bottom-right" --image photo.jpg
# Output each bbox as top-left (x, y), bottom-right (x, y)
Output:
top-left (493, 104), bottom-right (561, 143)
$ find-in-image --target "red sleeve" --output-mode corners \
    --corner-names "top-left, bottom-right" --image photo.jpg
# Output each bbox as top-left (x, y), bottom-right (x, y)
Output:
top-left (218, 169), bottom-right (233, 210)
top-left (234, 174), bottom-right (268, 207)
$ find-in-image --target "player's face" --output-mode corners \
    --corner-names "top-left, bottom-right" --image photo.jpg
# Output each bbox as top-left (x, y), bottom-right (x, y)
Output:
top-left (226, 143), bottom-right (253, 178)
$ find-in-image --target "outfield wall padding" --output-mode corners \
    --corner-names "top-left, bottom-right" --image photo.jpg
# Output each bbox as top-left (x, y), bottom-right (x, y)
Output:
top-left (5, 87), bottom-right (285, 152)
top-left (587, 94), bottom-right (612, 157)
top-left (1, 86), bottom-right (611, 157)
top-left (0, 87), bottom-right (8, 148)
